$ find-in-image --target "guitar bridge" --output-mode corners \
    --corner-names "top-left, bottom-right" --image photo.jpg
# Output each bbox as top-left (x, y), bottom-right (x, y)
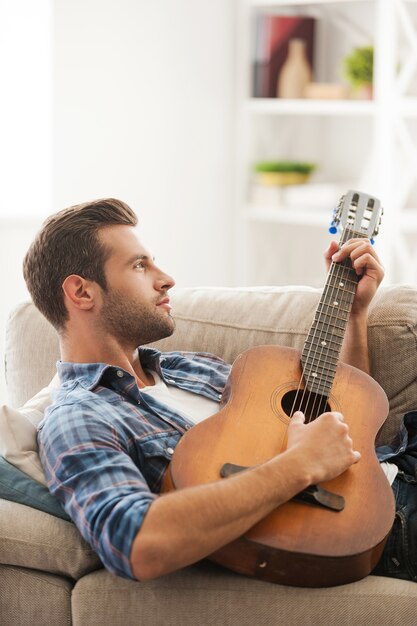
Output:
top-left (293, 484), bottom-right (345, 512)
top-left (220, 463), bottom-right (345, 512)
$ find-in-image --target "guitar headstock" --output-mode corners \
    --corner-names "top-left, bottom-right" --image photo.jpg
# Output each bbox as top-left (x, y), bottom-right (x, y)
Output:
top-left (329, 190), bottom-right (383, 241)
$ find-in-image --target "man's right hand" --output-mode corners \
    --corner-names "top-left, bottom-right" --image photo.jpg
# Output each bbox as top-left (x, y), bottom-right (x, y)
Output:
top-left (285, 410), bottom-right (361, 485)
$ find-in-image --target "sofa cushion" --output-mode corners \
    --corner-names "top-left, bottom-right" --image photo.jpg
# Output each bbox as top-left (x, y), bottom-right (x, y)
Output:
top-left (0, 564), bottom-right (73, 626)
top-left (71, 561), bottom-right (417, 626)
top-left (0, 376), bottom-right (59, 485)
top-left (0, 499), bottom-right (102, 580)
top-left (0, 455), bottom-right (69, 520)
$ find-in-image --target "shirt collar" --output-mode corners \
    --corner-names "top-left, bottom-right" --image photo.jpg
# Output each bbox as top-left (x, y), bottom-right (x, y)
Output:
top-left (57, 346), bottom-right (164, 391)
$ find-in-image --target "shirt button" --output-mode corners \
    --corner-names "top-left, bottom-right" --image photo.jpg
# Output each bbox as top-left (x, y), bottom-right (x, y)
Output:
top-left (166, 447), bottom-right (174, 455)
top-left (116, 370), bottom-right (124, 378)
top-left (218, 394), bottom-right (222, 400)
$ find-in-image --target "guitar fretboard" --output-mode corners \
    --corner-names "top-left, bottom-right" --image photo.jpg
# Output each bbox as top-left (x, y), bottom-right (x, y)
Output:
top-left (300, 228), bottom-right (367, 396)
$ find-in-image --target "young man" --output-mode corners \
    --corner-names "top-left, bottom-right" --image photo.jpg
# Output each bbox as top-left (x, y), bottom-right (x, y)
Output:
top-left (23, 198), bottom-right (389, 582)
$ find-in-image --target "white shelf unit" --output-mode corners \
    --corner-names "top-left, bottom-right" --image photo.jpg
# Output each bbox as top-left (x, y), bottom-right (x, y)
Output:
top-left (245, 98), bottom-right (376, 114)
top-left (234, 0), bottom-right (417, 287)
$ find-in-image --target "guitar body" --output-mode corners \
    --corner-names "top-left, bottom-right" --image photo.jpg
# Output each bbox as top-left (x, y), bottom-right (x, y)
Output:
top-left (163, 345), bottom-right (395, 587)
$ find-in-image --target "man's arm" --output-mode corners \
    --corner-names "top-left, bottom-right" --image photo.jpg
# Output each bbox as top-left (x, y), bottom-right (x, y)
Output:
top-left (38, 401), bottom-right (159, 580)
top-left (131, 410), bottom-right (360, 580)
top-left (324, 238), bottom-right (384, 374)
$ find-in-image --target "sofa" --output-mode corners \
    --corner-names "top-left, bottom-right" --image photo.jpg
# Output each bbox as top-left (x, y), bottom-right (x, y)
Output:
top-left (1, 284), bottom-right (417, 626)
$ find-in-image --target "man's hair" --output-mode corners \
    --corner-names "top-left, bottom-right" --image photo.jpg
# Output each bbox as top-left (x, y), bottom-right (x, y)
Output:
top-left (23, 198), bottom-right (138, 331)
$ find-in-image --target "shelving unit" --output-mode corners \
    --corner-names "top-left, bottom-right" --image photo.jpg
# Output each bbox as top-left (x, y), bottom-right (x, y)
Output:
top-left (245, 98), bottom-right (376, 114)
top-left (234, 0), bottom-right (417, 286)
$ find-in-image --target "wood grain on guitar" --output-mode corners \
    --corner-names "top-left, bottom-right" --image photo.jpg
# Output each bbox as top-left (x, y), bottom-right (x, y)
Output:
top-left (162, 190), bottom-right (395, 587)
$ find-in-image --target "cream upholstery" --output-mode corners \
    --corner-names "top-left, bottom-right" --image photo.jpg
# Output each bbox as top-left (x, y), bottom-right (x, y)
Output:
top-left (2, 285), bottom-right (417, 625)
top-left (0, 499), bottom-right (101, 579)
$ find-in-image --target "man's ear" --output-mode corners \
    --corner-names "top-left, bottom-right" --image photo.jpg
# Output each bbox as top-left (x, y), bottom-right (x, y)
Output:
top-left (62, 274), bottom-right (96, 312)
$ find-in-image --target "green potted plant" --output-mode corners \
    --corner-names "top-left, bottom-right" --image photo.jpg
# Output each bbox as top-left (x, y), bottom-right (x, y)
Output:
top-left (343, 46), bottom-right (374, 98)
top-left (254, 160), bottom-right (316, 186)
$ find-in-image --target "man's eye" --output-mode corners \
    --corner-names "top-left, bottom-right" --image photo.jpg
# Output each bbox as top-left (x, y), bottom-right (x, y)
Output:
top-left (134, 261), bottom-right (145, 270)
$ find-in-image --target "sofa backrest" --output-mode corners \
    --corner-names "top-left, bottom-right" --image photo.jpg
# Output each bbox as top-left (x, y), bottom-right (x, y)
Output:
top-left (5, 285), bottom-right (417, 445)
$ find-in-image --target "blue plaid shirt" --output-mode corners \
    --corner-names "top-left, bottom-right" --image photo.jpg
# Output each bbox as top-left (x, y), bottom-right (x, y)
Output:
top-left (37, 347), bottom-right (231, 580)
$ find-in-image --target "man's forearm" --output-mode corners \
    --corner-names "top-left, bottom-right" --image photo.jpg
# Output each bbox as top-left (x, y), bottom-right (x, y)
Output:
top-left (340, 311), bottom-right (370, 374)
top-left (130, 447), bottom-right (310, 581)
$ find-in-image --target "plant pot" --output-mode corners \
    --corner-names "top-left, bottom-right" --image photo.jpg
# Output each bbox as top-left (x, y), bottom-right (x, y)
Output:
top-left (256, 171), bottom-right (311, 186)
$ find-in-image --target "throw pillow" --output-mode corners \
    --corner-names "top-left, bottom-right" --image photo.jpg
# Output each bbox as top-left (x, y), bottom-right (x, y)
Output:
top-left (0, 454), bottom-right (70, 520)
top-left (0, 375), bottom-right (58, 486)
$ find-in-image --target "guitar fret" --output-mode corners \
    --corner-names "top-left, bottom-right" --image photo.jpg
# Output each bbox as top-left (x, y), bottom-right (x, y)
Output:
top-left (302, 340), bottom-right (341, 353)
top-left (323, 288), bottom-right (355, 300)
top-left (332, 275), bottom-right (357, 286)
top-left (305, 382), bottom-right (333, 396)
top-left (330, 274), bottom-right (357, 284)
top-left (328, 285), bottom-right (355, 299)
top-left (302, 344), bottom-right (341, 363)
top-left (304, 375), bottom-right (337, 388)
top-left (319, 304), bottom-right (351, 315)
top-left (304, 374), bottom-right (338, 385)
top-left (314, 314), bottom-right (349, 328)
top-left (305, 331), bottom-right (343, 341)
top-left (302, 356), bottom-right (339, 369)
top-left (324, 289), bottom-right (355, 298)
top-left (304, 337), bottom-right (342, 349)
top-left (316, 307), bottom-right (350, 318)
top-left (300, 222), bottom-right (371, 395)
top-left (303, 362), bottom-right (337, 375)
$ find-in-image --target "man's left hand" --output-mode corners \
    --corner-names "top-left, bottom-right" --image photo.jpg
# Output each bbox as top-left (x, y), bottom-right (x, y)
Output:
top-left (324, 239), bottom-right (384, 316)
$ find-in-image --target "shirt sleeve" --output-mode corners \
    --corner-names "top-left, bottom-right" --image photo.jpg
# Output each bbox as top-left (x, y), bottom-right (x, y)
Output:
top-left (37, 400), bottom-right (157, 580)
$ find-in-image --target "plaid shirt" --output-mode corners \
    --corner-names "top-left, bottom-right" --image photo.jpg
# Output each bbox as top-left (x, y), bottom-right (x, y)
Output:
top-left (37, 347), bottom-right (230, 580)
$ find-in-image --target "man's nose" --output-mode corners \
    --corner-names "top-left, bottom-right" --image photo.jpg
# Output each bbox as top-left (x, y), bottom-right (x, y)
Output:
top-left (156, 271), bottom-right (175, 291)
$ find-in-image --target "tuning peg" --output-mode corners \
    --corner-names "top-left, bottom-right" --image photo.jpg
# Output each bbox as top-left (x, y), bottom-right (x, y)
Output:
top-left (328, 221), bottom-right (338, 234)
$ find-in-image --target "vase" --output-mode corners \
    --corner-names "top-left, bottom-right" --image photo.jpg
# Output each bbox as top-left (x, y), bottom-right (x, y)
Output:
top-left (277, 38), bottom-right (312, 99)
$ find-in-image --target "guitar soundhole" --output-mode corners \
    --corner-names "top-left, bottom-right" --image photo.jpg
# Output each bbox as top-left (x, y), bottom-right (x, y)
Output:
top-left (281, 389), bottom-right (330, 422)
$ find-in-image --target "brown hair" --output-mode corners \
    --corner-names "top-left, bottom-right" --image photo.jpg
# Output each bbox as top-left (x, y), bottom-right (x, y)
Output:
top-left (23, 198), bottom-right (137, 330)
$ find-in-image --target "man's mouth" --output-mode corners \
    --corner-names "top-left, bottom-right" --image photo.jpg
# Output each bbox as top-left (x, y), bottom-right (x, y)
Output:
top-left (156, 297), bottom-right (172, 311)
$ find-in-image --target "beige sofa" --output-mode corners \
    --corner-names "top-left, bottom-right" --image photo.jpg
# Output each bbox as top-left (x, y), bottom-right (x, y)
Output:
top-left (2, 284), bottom-right (417, 626)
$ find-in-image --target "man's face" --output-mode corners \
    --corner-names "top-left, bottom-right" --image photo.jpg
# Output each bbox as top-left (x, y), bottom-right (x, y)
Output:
top-left (97, 225), bottom-right (176, 348)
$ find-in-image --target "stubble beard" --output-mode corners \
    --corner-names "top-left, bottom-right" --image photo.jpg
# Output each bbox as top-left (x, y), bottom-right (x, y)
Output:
top-left (99, 287), bottom-right (175, 348)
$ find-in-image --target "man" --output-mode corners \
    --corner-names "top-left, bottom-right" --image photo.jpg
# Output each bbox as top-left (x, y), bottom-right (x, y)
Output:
top-left (23, 197), bottom-right (390, 582)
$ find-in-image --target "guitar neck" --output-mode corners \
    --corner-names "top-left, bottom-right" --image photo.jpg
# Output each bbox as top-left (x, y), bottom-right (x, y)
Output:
top-left (300, 228), bottom-right (368, 396)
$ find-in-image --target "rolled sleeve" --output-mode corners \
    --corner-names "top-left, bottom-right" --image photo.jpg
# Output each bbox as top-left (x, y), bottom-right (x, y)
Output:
top-left (38, 401), bottom-right (156, 579)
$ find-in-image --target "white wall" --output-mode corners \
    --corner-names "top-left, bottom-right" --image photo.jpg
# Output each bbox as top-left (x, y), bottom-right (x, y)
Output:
top-left (1, 0), bottom-right (237, 403)
top-left (0, 0), bottom-right (53, 402)
top-left (53, 0), bottom-right (236, 287)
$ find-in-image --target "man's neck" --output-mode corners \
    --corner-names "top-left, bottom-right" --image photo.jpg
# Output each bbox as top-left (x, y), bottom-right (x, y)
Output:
top-left (60, 328), bottom-right (154, 388)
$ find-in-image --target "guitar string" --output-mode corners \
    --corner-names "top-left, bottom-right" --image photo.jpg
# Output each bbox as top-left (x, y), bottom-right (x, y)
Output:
top-left (288, 239), bottom-right (344, 421)
top-left (301, 228), bottom-right (363, 422)
top-left (306, 229), bottom-right (359, 421)
top-left (297, 192), bottom-right (381, 421)
top-left (302, 253), bottom-right (346, 422)
top-left (287, 254), bottom-right (338, 421)
top-left (310, 250), bottom-right (352, 420)
top-left (289, 237), bottom-right (345, 421)
top-left (309, 231), bottom-right (355, 420)
top-left (289, 227), bottom-right (359, 423)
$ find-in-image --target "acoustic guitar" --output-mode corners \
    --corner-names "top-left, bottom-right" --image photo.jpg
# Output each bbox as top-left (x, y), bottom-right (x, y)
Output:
top-left (162, 190), bottom-right (395, 587)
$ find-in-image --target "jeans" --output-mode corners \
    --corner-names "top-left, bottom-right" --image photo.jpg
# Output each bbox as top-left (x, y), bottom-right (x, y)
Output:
top-left (373, 470), bottom-right (417, 581)
top-left (373, 410), bottom-right (417, 581)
